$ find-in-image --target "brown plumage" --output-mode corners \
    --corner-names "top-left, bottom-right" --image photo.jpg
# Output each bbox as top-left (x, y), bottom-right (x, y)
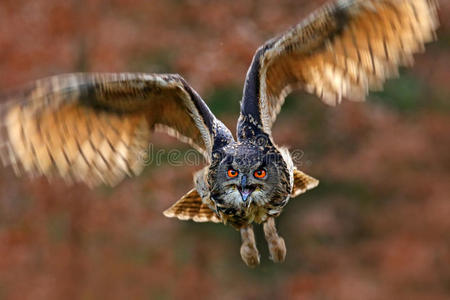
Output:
top-left (290, 168), bottom-right (319, 197)
top-left (163, 189), bottom-right (221, 223)
top-left (0, 73), bottom-right (219, 187)
top-left (0, 0), bottom-right (439, 267)
top-left (245, 0), bottom-right (439, 133)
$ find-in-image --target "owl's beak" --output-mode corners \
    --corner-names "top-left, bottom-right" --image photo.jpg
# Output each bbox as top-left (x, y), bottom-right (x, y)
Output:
top-left (238, 175), bottom-right (255, 203)
top-left (240, 187), bottom-right (254, 202)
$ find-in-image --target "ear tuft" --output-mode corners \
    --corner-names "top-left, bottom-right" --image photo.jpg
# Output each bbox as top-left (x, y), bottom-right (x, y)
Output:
top-left (163, 189), bottom-right (221, 223)
top-left (291, 168), bottom-right (319, 198)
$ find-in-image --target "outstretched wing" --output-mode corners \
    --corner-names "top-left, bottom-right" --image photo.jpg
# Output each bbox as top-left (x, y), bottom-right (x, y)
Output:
top-left (0, 73), bottom-right (233, 187)
top-left (238, 0), bottom-right (439, 136)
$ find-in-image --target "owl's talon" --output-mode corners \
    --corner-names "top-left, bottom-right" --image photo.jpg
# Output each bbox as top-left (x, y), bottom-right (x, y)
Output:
top-left (264, 217), bottom-right (286, 263)
top-left (240, 225), bottom-right (260, 267)
top-left (268, 236), bottom-right (286, 263)
top-left (240, 242), bottom-right (260, 267)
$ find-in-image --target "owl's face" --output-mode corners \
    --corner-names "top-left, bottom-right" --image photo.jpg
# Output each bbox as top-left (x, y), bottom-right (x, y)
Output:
top-left (208, 142), bottom-right (291, 226)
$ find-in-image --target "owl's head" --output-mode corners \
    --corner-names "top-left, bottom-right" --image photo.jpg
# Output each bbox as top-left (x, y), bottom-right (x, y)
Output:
top-left (208, 140), bottom-right (291, 225)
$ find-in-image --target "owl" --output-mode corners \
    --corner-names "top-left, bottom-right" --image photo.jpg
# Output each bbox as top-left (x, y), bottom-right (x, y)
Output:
top-left (0, 0), bottom-right (439, 267)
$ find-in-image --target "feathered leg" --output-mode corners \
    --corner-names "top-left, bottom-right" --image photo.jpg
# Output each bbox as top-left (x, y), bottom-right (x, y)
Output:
top-left (240, 225), bottom-right (260, 267)
top-left (263, 217), bottom-right (286, 263)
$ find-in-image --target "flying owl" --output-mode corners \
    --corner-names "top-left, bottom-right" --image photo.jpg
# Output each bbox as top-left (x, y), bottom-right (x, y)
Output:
top-left (0, 0), bottom-right (439, 266)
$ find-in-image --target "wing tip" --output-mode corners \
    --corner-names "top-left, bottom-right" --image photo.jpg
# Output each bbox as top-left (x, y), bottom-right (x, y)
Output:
top-left (162, 208), bottom-right (221, 223)
top-left (162, 209), bottom-right (175, 218)
top-left (291, 169), bottom-right (320, 198)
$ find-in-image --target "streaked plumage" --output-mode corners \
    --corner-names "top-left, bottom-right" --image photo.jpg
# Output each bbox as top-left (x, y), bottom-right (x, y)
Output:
top-left (0, 0), bottom-right (439, 266)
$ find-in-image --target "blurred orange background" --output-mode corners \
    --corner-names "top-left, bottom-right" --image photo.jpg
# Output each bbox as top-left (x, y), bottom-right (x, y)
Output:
top-left (0, 0), bottom-right (449, 299)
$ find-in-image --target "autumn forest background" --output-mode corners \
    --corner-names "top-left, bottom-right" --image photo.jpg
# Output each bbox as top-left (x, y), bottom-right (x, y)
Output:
top-left (0, 0), bottom-right (449, 299)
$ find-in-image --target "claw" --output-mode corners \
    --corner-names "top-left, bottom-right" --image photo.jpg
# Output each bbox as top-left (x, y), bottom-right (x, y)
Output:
top-left (240, 225), bottom-right (260, 267)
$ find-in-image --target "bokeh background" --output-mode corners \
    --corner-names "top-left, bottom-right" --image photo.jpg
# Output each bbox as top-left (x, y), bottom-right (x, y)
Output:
top-left (0, 0), bottom-right (449, 299)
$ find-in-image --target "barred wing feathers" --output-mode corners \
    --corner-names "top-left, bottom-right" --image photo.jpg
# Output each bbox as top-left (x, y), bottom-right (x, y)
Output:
top-left (241, 0), bottom-right (439, 134)
top-left (0, 73), bottom-right (220, 187)
top-left (163, 189), bottom-right (221, 223)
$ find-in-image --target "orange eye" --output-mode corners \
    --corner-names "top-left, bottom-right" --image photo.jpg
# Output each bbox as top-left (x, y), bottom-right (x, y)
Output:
top-left (227, 168), bottom-right (239, 178)
top-left (254, 169), bottom-right (267, 179)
